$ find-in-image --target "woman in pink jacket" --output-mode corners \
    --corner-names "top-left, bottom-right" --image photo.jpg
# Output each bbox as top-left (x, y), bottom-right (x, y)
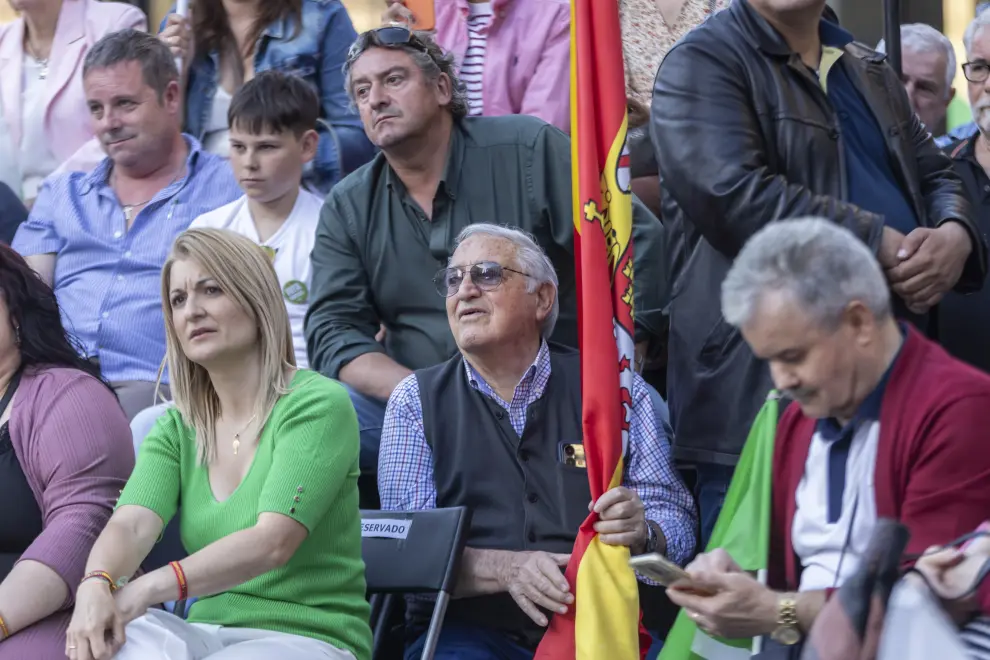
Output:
top-left (0, 0), bottom-right (147, 206)
top-left (385, 0), bottom-right (570, 133)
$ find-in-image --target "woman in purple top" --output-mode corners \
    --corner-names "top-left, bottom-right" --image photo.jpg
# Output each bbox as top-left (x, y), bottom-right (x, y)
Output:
top-left (0, 244), bottom-right (133, 659)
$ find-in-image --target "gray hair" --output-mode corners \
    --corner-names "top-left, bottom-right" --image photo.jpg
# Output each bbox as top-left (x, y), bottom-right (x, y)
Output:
top-left (83, 29), bottom-right (178, 101)
top-left (452, 224), bottom-right (560, 339)
top-left (966, 10), bottom-right (990, 58)
top-left (721, 218), bottom-right (891, 330)
top-left (343, 29), bottom-right (469, 120)
top-left (877, 24), bottom-right (956, 98)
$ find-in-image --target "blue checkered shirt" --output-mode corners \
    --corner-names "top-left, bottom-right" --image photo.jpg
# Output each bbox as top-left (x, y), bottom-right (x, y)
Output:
top-left (12, 136), bottom-right (241, 383)
top-left (378, 341), bottom-right (697, 567)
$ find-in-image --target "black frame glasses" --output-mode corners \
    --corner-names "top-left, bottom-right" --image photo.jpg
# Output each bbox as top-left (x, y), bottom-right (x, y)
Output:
top-left (964, 60), bottom-right (990, 84)
top-left (433, 261), bottom-right (531, 298)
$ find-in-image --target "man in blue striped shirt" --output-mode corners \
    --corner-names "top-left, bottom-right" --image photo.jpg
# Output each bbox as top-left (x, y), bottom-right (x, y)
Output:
top-left (12, 30), bottom-right (240, 419)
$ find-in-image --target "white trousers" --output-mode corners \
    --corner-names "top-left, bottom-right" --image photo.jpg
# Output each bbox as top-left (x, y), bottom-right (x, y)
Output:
top-left (113, 609), bottom-right (357, 660)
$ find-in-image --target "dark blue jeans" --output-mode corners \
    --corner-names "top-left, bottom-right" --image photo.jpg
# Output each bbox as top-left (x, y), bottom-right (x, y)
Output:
top-left (405, 624), bottom-right (533, 660)
top-left (694, 463), bottom-right (735, 549)
top-left (342, 384), bottom-right (388, 474)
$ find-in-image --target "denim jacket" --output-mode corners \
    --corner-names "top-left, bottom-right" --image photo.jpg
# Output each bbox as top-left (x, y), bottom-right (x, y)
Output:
top-left (163, 0), bottom-right (375, 193)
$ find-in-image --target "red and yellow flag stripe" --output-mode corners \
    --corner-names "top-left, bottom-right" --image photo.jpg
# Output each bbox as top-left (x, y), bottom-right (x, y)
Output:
top-left (534, 0), bottom-right (642, 658)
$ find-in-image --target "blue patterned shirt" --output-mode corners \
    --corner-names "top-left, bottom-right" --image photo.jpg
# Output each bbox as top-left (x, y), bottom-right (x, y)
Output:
top-left (378, 342), bottom-right (698, 566)
top-left (935, 121), bottom-right (978, 149)
top-left (12, 136), bottom-right (241, 382)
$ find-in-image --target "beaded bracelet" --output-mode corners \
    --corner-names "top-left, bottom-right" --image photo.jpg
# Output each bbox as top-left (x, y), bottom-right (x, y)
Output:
top-left (0, 613), bottom-right (9, 640)
top-left (169, 561), bottom-right (188, 600)
top-left (80, 571), bottom-right (118, 593)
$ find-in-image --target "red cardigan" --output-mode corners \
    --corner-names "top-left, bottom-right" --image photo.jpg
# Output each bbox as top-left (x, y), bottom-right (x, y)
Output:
top-left (769, 325), bottom-right (990, 591)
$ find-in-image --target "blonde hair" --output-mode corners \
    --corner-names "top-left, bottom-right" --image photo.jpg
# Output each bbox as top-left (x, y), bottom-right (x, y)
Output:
top-left (158, 228), bottom-right (296, 463)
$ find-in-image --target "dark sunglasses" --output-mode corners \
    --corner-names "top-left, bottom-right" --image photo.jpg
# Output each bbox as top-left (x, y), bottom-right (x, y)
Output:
top-left (433, 261), bottom-right (530, 298)
top-left (374, 25), bottom-right (415, 45)
top-left (348, 25), bottom-right (426, 63)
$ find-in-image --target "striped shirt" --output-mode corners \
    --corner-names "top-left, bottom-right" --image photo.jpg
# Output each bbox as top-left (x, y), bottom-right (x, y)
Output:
top-left (378, 341), bottom-right (698, 567)
top-left (461, 1), bottom-right (493, 116)
top-left (11, 136), bottom-right (241, 383)
top-left (962, 616), bottom-right (990, 659)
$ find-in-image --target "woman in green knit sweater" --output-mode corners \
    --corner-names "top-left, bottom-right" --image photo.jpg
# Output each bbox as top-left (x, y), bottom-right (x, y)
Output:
top-left (64, 229), bottom-right (371, 660)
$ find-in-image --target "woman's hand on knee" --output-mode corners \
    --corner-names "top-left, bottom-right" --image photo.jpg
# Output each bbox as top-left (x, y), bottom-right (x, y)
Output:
top-left (66, 581), bottom-right (126, 660)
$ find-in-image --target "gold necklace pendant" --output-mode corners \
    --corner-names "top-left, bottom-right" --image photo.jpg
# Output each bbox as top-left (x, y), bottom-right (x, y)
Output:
top-left (230, 412), bottom-right (258, 455)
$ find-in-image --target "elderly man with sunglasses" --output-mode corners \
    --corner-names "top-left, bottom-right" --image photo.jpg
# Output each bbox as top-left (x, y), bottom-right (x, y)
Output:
top-left (303, 27), bottom-right (669, 481)
top-left (377, 224), bottom-right (696, 660)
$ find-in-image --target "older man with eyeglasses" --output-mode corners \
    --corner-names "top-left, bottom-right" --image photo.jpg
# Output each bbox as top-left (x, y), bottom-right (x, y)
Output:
top-left (936, 10), bottom-right (990, 374)
top-left (303, 27), bottom-right (669, 480)
top-left (377, 224), bottom-right (696, 660)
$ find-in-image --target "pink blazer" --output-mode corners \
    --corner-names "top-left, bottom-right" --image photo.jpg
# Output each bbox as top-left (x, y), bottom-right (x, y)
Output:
top-left (434, 0), bottom-right (570, 133)
top-left (0, 0), bottom-right (147, 177)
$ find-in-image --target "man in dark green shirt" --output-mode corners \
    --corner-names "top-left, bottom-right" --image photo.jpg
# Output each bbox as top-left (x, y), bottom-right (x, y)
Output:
top-left (304, 27), bottom-right (668, 474)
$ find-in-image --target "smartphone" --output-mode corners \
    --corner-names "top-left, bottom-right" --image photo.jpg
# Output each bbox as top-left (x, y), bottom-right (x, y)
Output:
top-left (404, 0), bottom-right (436, 31)
top-left (629, 553), bottom-right (690, 586)
top-left (629, 553), bottom-right (715, 596)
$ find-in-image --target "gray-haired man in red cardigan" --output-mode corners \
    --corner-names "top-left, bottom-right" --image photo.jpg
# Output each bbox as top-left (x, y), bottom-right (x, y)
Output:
top-left (666, 217), bottom-right (990, 649)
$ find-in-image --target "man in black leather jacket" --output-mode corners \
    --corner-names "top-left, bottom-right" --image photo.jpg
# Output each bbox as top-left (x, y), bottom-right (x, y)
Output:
top-left (651, 0), bottom-right (987, 546)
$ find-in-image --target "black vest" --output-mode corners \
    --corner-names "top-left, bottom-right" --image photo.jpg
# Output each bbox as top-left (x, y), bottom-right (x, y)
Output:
top-left (412, 346), bottom-right (591, 648)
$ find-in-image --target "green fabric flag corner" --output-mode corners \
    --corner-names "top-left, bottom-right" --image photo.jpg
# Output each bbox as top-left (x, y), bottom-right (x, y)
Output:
top-left (659, 391), bottom-right (781, 660)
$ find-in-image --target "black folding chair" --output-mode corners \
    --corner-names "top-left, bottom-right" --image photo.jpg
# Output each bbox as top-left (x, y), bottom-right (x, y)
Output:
top-left (361, 507), bottom-right (470, 660)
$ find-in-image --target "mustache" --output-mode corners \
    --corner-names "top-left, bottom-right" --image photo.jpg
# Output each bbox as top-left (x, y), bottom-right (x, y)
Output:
top-left (781, 387), bottom-right (816, 403)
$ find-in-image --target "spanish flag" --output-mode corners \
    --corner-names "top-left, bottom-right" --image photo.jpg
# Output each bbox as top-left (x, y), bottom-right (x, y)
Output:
top-left (533, 0), bottom-right (643, 657)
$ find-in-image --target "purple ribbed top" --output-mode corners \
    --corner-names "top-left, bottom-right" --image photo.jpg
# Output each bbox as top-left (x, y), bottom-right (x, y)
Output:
top-left (0, 366), bottom-right (133, 659)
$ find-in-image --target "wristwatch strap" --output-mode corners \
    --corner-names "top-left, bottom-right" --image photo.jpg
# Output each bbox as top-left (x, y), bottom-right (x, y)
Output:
top-left (644, 522), bottom-right (659, 554)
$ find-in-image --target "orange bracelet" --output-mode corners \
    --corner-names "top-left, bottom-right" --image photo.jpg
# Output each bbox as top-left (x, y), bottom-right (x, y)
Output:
top-left (80, 571), bottom-right (117, 592)
top-left (169, 561), bottom-right (188, 600)
top-left (0, 613), bottom-right (9, 640)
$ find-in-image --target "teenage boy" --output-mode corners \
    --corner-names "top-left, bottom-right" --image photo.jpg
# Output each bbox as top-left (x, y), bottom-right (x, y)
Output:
top-left (191, 70), bottom-right (322, 368)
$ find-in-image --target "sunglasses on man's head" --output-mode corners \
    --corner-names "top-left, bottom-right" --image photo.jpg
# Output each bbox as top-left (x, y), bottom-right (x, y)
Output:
top-left (348, 25), bottom-right (424, 63)
top-left (374, 25), bottom-right (415, 45)
top-left (433, 261), bottom-right (531, 298)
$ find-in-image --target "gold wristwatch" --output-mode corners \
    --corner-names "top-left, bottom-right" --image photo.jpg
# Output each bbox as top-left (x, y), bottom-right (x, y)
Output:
top-left (770, 595), bottom-right (801, 646)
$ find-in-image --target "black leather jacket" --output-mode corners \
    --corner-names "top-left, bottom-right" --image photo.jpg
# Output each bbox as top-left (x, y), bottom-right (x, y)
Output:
top-left (651, 0), bottom-right (986, 466)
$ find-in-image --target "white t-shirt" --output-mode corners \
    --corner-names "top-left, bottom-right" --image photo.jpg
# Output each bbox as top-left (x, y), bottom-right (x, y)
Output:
top-left (791, 421), bottom-right (880, 591)
top-left (461, 1), bottom-right (493, 116)
top-left (190, 189), bottom-right (323, 368)
top-left (202, 86), bottom-right (232, 159)
top-left (20, 57), bottom-right (59, 199)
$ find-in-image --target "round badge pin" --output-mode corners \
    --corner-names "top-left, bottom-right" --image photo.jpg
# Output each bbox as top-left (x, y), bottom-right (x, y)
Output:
top-left (283, 280), bottom-right (308, 304)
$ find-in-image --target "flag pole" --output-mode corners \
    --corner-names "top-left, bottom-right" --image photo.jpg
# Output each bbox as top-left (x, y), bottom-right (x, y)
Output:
top-left (883, 0), bottom-right (902, 76)
top-left (175, 0), bottom-right (190, 73)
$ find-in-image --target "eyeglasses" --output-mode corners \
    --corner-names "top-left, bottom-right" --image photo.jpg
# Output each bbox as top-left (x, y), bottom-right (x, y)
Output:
top-left (433, 261), bottom-right (530, 298)
top-left (964, 60), bottom-right (990, 84)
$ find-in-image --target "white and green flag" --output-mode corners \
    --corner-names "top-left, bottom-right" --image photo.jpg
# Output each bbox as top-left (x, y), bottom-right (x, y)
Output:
top-left (659, 392), bottom-right (781, 660)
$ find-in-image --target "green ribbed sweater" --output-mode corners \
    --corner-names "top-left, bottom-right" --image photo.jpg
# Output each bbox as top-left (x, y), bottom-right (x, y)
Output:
top-left (118, 370), bottom-right (371, 659)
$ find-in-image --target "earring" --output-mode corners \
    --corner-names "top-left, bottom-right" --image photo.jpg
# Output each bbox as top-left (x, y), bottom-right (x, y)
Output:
top-left (14, 326), bottom-right (20, 345)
